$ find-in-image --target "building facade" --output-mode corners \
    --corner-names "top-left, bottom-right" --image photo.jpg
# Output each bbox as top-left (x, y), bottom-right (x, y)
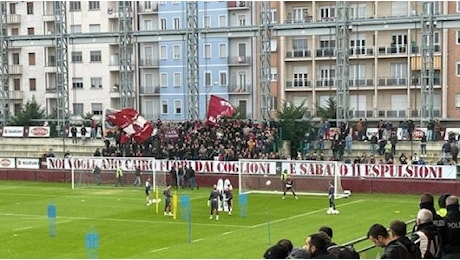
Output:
top-left (2, 1), bottom-right (460, 122)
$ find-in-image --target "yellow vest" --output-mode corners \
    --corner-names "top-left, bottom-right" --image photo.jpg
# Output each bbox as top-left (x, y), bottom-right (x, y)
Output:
top-left (116, 168), bottom-right (123, 177)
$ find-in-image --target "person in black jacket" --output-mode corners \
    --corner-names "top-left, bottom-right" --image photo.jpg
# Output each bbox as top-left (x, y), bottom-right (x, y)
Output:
top-left (304, 232), bottom-right (338, 259)
top-left (367, 223), bottom-right (410, 259)
top-left (443, 195), bottom-right (460, 258)
top-left (389, 220), bottom-right (421, 258)
top-left (417, 193), bottom-right (448, 250)
top-left (411, 209), bottom-right (442, 258)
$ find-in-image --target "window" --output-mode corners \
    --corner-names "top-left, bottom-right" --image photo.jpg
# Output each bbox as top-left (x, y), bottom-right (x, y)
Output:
top-left (72, 51), bottom-right (83, 63)
top-left (70, 25), bottom-right (82, 33)
top-left (143, 19), bottom-right (152, 30)
top-left (89, 24), bottom-right (101, 32)
top-left (173, 72), bottom-right (181, 87)
top-left (72, 78), bottom-right (84, 89)
top-left (349, 3), bottom-right (366, 19)
top-left (144, 73), bottom-right (153, 90)
top-left (219, 71), bottom-right (227, 86)
top-left (91, 103), bottom-right (103, 115)
top-left (174, 100), bottom-right (182, 114)
top-left (204, 71), bottom-right (211, 86)
top-left (293, 73), bottom-right (308, 87)
top-left (91, 77), bottom-right (102, 88)
top-left (238, 15), bottom-right (246, 26)
top-left (173, 18), bottom-right (180, 30)
top-left (457, 62), bottom-right (460, 76)
top-left (26, 2), bottom-right (33, 14)
top-left (320, 6), bottom-right (335, 20)
top-left (293, 38), bottom-right (308, 50)
top-left (270, 67), bottom-right (278, 81)
top-left (13, 79), bottom-right (20, 91)
top-left (219, 43), bottom-right (226, 58)
top-left (28, 53), bottom-right (35, 65)
top-left (69, 1), bottom-right (81, 11)
top-left (29, 78), bottom-right (36, 91)
top-left (160, 45), bottom-right (167, 60)
top-left (27, 27), bottom-right (34, 35)
top-left (90, 51), bottom-right (102, 62)
top-left (269, 9), bottom-right (277, 23)
top-left (160, 73), bottom-right (167, 87)
top-left (11, 28), bottom-right (18, 35)
top-left (89, 1), bottom-right (100, 10)
top-left (173, 45), bottom-right (180, 59)
top-left (218, 15), bottom-right (226, 27)
top-left (160, 18), bottom-right (167, 30)
top-left (14, 104), bottom-right (21, 116)
top-left (12, 53), bottom-right (19, 65)
top-left (457, 1), bottom-right (460, 12)
top-left (238, 72), bottom-right (247, 91)
top-left (161, 100), bottom-right (168, 114)
top-left (9, 3), bottom-right (16, 14)
top-left (73, 103), bottom-right (84, 116)
top-left (457, 31), bottom-right (460, 44)
top-left (204, 15), bottom-right (211, 28)
top-left (144, 1), bottom-right (152, 10)
top-left (292, 7), bottom-right (307, 22)
top-left (204, 44), bottom-right (211, 59)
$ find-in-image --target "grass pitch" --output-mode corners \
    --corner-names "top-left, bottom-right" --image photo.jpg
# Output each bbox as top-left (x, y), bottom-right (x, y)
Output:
top-left (0, 181), bottom-right (421, 258)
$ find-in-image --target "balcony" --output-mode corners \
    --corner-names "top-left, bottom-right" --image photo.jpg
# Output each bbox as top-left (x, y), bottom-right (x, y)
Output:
top-left (377, 77), bottom-right (407, 87)
top-left (9, 90), bottom-right (23, 100)
top-left (411, 77), bottom-right (441, 86)
top-left (45, 88), bottom-right (57, 99)
top-left (229, 84), bottom-right (251, 94)
top-left (315, 79), bottom-right (335, 88)
top-left (139, 86), bottom-right (160, 95)
top-left (349, 47), bottom-right (374, 56)
top-left (348, 79), bottom-right (374, 87)
top-left (284, 17), bottom-right (313, 24)
top-left (315, 48), bottom-right (335, 57)
top-left (7, 14), bottom-right (21, 24)
top-left (228, 56), bottom-right (251, 65)
top-left (137, 3), bottom-right (158, 13)
top-left (410, 45), bottom-right (441, 54)
top-left (139, 58), bottom-right (159, 67)
top-left (110, 86), bottom-right (121, 98)
top-left (42, 11), bottom-right (55, 22)
top-left (285, 80), bottom-right (312, 89)
top-left (285, 50), bottom-right (312, 59)
top-left (8, 65), bottom-right (22, 74)
top-left (228, 1), bottom-right (250, 9)
top-left (377, 45), bottom-right (407, 56)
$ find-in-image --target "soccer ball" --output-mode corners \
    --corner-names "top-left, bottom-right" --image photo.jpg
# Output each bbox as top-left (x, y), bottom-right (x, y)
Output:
top-left (265, 180), bottom-right (272, 186)
top-left (326, 208), bottom-right (333, 215)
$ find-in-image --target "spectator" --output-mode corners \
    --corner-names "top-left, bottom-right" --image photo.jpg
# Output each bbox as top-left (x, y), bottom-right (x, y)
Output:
top-left (367, 223), bottom-right (410, 258)
top-left (420, 132), bottom-right (427, 156)
top-left (370, 132), bottom-right (378, 155)
top-left (450, 142), bottom-right (458, 164)
top-left (345, 133), bottom-right (353, 156)
top-left (389, 220), bottom-right (420, 259)
top-left (426, 120), bottom-right (434, 141)
top-left (80, 125), bottom-right (87, 142)
top-left (411, 209), bottom-right (442, 258)
top-left (389, 132), bottom-right (398, 156)
top-left (444, 195), bottom-right (460, 258)
top-left (442, 141), bottom-right (452, 162)
top-left (304, 232), bottom-right (337, 259)
top-left (434, 119), bottom-right (441, 141)
top-left (70, 125), bottom-right (78, 144)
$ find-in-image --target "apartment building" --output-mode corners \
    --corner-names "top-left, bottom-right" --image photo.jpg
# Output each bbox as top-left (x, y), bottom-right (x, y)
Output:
top-left (2, 1), bottom-right (460, 122)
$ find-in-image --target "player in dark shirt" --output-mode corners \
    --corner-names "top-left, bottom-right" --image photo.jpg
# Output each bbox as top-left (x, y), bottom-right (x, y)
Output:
top-left (163, 184), bottom-right (173, 216)
top-left (224, 184), bottom-right (233, 216)
top-left (328, 181), bottom-right (336, 213)
top-left (282, 174), bottom-right (298, 200)
top-left (208, 184), bottom-right (223, 220)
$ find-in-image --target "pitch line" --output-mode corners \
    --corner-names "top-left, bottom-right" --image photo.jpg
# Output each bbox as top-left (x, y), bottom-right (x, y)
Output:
top-left (0, 213), bottom-right (248, 228)
top-left (13, 226), bottom-right (32, 231)
top-left (192, 238), bottom-right (204, 243)
top-left (250, 199), bottom-right (364, 228)
top-left (222, 231), bottom-right (234, 235)
top-left (150, 247), bottom-right (169, 253)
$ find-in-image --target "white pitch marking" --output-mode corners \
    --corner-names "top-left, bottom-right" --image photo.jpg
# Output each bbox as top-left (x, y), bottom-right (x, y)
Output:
top-left (250, 199), bottom-right (364, 228)
top-left (56, 220), bottom-right (72, 224)
top-left (13, 226), bottom-right (32, 231)
top-left (192, 238), bottom-right (204, 243)
top-left (150, 247), bottom-right (169, 253)
top-left (222, 231), bottom-right (234, 235)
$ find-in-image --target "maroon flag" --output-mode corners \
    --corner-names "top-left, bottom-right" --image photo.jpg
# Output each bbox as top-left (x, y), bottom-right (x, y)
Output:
top-left (105, 108), bottom-right (153, 143)
top-left (206, 95), bottom-right (235, 125)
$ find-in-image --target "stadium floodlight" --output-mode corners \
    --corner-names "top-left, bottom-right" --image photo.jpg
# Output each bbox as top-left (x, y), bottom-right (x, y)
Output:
top-left (238, 159), bottom-right (347, 199)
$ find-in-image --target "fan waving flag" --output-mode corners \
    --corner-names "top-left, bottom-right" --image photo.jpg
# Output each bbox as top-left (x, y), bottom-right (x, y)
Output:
top-left (206, 95), bottom-right (236, 125)
top-left (105, 108), bottom-right (153, 143)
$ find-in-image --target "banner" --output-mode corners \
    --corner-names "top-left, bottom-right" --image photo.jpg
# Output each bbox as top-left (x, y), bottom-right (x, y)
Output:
top-left (16, 158), bottom-right (40, 169)
top-left (105, 108), bottom-right (153, 143)
top-left (0, 158), bottom-right (15, 168)
top-left (2, 126), bottom-right (25, 137)
top-left (45, 158), bottom-right (457, 180)
top-left (28, 126), bottom-right (50, 137)
top-left (206, 95), bottom-right (235, 125)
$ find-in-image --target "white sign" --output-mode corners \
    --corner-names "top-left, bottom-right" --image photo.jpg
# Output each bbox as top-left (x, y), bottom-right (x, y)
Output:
top-left (16, 158), bottom-right (40, 169)
top-left (2, 126), bottom-right (24, 137)
top-left (0, 158), bottom-right (15, 168)
top-left (28, 126), bottom-right (50, 137)
top-left (46, 158), bottom-right (457, 180)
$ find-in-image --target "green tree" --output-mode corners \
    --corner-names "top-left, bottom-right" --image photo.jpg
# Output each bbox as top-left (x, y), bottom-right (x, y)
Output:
top-left (317, 96), bottom-right (337, 120)
top-left (9, 96), bottom-right (46, 126)
top-left (276, 100), bottom-right (314, 157)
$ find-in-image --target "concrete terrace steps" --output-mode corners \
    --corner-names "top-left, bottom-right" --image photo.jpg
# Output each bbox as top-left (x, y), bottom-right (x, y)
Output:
top-left (0, 137), bottom-right (447, 163)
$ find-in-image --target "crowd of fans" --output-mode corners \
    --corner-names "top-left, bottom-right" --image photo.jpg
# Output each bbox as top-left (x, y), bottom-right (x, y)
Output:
top-left (263, 193), bottom-right (460, 259)
top-left (81, 118), bottom-right (451, 165)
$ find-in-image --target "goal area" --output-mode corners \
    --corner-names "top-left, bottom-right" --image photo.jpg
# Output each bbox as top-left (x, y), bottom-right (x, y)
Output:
top-left (68, 157), bottom-right (167, 190)
top-left (238, 159), bottom-right (347, 198)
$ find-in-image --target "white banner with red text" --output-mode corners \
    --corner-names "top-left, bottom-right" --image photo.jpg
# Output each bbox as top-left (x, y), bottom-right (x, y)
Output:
top-left (45, 158), bottom-right (458, 180)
